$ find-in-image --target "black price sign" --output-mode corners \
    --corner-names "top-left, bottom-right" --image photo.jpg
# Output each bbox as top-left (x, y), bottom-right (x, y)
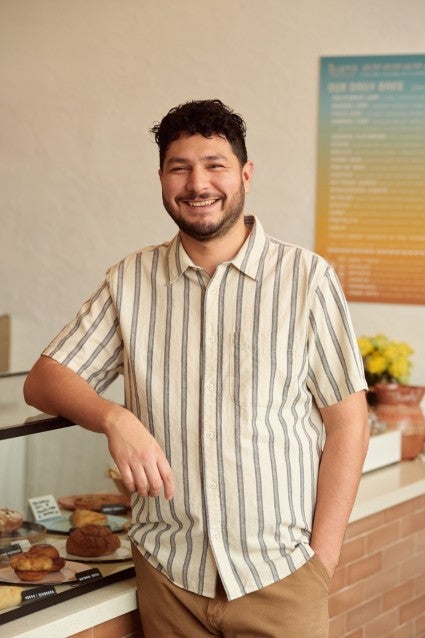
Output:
top-left (0, 544), bottom-right (23, 561)
top-left (22, 585), bottom-right (57, 604)
top-left (76, 567), bottom-right (102, 584)
top-left (100, 504), bottom-right (127, 514)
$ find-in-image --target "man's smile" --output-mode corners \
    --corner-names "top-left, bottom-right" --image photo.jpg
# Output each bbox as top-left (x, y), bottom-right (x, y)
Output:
top-left (180, 197), bottom-right (222, 209)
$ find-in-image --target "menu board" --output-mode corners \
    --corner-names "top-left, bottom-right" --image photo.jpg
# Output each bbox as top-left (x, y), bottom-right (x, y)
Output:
top-left (315, 54), bottom-right (425, 304)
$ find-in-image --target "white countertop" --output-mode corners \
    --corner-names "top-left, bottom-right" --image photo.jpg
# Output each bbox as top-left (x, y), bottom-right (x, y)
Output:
top-left (3, 458), bottom-right (425, 638)
top-left (351, 456), bottom-right (425, 522)
top-left (1, 577), bottom-right (138, 638)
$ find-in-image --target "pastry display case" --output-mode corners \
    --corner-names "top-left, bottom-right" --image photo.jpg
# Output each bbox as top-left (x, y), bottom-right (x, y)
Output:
top-left (0, 372), bottom-right (135, 625)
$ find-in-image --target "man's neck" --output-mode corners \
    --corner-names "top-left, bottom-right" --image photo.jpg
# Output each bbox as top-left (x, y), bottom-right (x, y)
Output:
top-left (179, 217), bottom-right (252, 276)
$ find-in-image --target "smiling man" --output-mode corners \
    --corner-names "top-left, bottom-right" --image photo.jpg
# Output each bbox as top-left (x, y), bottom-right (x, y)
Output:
top-left (24, 99), bottom-right (369, 637)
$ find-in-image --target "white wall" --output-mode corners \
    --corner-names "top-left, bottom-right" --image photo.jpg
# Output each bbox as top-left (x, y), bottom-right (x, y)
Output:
top-left (1, 0), bottom-right (424, 383)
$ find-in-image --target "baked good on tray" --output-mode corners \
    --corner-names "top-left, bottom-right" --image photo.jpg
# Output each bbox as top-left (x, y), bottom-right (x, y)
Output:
top-left (0, 585), bottom-right (24, 610)
top-left (73, 494), bottom-right (126, 511)
top-left (66, 524), bottom-right (121, 557)
top-left (9, 543), bottom-right (65, 581)
top-left (0, 508), bottom-right (23, 534)
top-left (70, 508), bottom-right (108, 527)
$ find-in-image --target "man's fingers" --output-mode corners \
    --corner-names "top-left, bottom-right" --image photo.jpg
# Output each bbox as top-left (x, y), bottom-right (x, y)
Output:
top-left (158, 460), bottom-right (175, 500)
top-left (118, 464), bottom-right (136, 493)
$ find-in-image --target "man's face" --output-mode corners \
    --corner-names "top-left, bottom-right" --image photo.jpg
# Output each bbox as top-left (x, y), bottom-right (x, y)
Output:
top-left (159, 134), bottom-right (253, 242)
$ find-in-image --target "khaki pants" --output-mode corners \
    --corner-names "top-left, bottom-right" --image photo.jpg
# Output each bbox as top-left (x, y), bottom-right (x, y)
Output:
top-left (131, 544), bottom-right (330, 638)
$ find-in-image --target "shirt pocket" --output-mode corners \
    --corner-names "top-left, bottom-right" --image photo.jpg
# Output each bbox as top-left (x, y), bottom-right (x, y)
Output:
top-left (229, 331), bottom-right (288, 408)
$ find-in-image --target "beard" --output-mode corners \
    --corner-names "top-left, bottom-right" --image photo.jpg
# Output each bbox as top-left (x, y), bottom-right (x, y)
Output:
top-left (162, 181), bottom-right (246, 242)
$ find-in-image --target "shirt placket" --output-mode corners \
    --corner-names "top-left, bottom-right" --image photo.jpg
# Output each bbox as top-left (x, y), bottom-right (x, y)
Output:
top-left (200, 266), bottom-right (226, 565)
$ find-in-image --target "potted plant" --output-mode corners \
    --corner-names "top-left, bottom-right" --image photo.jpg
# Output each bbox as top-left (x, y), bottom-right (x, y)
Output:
top-left (358, 334), bottom-right (425, 461)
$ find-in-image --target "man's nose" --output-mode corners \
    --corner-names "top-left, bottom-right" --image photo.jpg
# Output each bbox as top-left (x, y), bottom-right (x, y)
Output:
top-left (186, 166), bottom-right (209, 193)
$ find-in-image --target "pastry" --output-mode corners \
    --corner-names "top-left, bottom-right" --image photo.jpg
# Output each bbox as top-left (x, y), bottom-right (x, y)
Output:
top-left (0, 508), bottom-right (23, 534)
top-left (73, 494), bottom-right (126, 511)
top-left (10, 554), bottom-right (53, 581)
top-left (27, 543), bottom-right (66, 572)
top-left (10, 544), bottom-right (65, 581)
top-left (0, 585), bottom-right (23, 610)
top-left (66, 524), bottom-right (121, 557)
top-left (70, 508), bottom-right (108, 528)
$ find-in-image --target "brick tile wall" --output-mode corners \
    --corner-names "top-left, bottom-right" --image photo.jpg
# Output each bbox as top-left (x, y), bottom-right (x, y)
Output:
top-left (330, 494), bottom-right (425, 637)
top-left (68, 494), bottom-right (425, 638)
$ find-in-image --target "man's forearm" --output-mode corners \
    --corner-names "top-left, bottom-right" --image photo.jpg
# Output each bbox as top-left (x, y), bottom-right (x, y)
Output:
top-left (23, 355), bottom-right (122, 434)
top-left (311, 392), bottom-right (369, 577)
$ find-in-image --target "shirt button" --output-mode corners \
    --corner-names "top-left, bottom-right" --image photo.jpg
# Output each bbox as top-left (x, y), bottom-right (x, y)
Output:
top-left (210, 288), bottom-right (217, 295)
top-left (212, 531), bottom-right (219, 539)
top-left (209, 481), bottom-right (217, 489)
top-left (207, 383), bottom-right (214, 391)
top-left (205, 431), bottom-right (215, 439)
top-left (209, 335), bottom-right (215, 342)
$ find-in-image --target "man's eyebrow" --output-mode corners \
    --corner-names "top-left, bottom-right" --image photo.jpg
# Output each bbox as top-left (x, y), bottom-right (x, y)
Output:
top-left (165, 154), bottom-right (229, 165)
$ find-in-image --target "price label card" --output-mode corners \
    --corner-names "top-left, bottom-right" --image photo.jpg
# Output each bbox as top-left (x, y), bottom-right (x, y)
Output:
top-left (22, 585), bottom-right (57, 604)
top-left (28, 495), bottom-right (61, 522)
top-left (0, 544), bottom-right (23, 563)
top-left (100, 504), bottom-right (127, 515)
top-left (76, 567), bottom-right (102, 584)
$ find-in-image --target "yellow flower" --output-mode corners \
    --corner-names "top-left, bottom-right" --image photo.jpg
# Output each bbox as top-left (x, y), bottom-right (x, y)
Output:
top-left (397, 342), bottom-right (414, 357)
top-left (357, 333), bottom-right (414, 385)
top-left (365, 352), bottom-right (387, 375)
top-left (382, 344), bottom-right (399, 361)
top-left (388, 357), bottom-right (410, 381)
top-left (357, 337), bottom-right (374, 357)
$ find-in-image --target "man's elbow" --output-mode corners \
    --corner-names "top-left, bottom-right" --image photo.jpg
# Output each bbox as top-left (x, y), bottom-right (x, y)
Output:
top-left (23, 356), bottom-right (49, 407)
top-left (23, 368), bottom-right (38, 407)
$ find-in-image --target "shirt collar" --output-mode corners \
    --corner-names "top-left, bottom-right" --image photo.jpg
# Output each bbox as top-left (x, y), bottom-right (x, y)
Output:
top-left (166, 215), bottom-right (268, 284)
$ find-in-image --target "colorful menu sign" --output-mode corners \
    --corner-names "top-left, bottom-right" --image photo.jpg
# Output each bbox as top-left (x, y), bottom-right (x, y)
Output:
top-left (315, 54), bottom-right (425, 304)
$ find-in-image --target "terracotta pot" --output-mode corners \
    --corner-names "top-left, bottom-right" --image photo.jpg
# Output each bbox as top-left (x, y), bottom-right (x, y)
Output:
top-left (374, 383), bottom-right (425, 460)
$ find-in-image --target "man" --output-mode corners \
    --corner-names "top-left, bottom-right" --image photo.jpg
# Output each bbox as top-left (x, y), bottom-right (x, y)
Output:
top-left (24, 99), bottom-right (369, 637)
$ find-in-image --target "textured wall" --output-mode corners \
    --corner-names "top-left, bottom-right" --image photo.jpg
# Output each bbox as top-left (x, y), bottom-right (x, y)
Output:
top-left (330, 494), bottom-right (425, 637)
top-left (1, 0), bottom-right (425, 381)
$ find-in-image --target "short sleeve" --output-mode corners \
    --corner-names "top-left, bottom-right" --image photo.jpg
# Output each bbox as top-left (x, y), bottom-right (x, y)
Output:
top-left (306, 266), bottom-right (367, 407)
top-left (42, 280), bottom-right (124, 394)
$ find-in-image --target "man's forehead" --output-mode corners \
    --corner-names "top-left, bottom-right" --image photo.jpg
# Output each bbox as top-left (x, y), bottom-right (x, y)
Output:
top-left (163, 133), bottom-right (233, 162)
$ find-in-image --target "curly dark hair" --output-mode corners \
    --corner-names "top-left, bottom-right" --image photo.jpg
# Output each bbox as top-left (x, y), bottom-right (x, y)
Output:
top-left (151, 99), bottom-right (248, 168)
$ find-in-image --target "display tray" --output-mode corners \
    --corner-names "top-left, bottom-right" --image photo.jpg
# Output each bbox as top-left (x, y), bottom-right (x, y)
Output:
top-left (0, 522), bottom-right (46, 547)
top-left (0, 564), bottom-right (135, 625)
top-left (44, 514), bottom-right (129, 535)
top-left (52, 538), bottom-right (132, 563)
top-left (0, 560), bottom-right (87, 585)
top-left (58, 493), bottom-right (131, 512)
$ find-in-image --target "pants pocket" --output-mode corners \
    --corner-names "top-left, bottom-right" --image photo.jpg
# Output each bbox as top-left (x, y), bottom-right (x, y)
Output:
top-left (310, 554), bottom-right (332, 589)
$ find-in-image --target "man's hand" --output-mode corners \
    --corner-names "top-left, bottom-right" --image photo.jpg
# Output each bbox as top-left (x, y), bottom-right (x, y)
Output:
top-left (104, 405), bottom-right (175, 500)
top-left (24, 356), bottom-right (175, 500)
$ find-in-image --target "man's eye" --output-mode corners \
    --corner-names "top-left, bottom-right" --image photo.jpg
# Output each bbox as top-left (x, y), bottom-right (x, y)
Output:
top-left (170, 166), bottom-right (187, 173)
top-left (208, 164), bottom-right (224, 169)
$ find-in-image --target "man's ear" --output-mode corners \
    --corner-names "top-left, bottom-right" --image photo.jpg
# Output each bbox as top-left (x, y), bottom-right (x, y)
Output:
top-left (242, 161), bottom-right (254, 194)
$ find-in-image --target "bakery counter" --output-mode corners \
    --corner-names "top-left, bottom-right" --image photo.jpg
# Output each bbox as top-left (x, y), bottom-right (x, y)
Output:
top-left (0, 530), bottom-right (135, 635)
top-left (2, 575), bottom-right (138, 638)
top-left (2, 458), bottom-right (425, 637)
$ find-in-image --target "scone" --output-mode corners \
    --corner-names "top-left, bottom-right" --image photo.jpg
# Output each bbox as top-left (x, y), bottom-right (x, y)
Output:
top-left (70, 508), bottom-right (108, 528)
top-left (66, 524), bottom-right (121, 557)
top-left (0, 508), bottom-right (23, 534)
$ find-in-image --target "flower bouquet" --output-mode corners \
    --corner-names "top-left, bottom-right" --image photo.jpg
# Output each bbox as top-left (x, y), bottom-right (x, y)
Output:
top-left (357, 334), bottom-right (413, 387)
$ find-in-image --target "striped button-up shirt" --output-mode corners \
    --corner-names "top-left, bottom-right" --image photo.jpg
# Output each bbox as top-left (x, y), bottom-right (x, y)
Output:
top-left (43, 216), bottom-right (367, 600)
